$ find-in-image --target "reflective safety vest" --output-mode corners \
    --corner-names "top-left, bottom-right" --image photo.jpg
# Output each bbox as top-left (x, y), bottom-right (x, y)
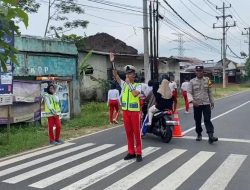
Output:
top-left (44, 93), bottom-right (61, 117)
top-left (121, 83), bottom-right (140, 112)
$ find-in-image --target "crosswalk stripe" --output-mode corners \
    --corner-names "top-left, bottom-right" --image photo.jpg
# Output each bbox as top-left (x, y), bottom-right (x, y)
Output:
top-left (58, 147), bottom-right (160, 190)
top-left (0, 143), bottom-right (94, 177)
top-left (104, 149), bottom-right (187, 190)
top-left (0, 143), bottom-right (74, 168)
top-left (29, 146), bottom-right (128, 189)
top-left (152, 151), bottom-right (215, 190)
top-left (199, 154), bottom-right (247, 190)
top-left (3, 144), bottom-right (114, 184)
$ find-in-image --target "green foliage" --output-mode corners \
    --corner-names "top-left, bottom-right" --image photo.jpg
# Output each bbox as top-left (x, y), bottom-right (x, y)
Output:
top-left (18, 0), bottom-right (40, 13)
top-left (0, 0), bottom-right (29, 71)
top-left (44, 0), bottom-right (89, 37)
top-left (60, 34), bottom-right (85, 48)
top-left (79, 50), bottom-right (93, 79)
top-left (245, 58), bottom-right (250, 77)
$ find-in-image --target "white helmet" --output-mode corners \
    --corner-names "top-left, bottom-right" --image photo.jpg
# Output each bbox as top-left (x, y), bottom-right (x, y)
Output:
top-left (124, 65), bottom-right (136, 73)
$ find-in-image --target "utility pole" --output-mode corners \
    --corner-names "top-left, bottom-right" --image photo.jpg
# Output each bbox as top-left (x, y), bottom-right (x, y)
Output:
top-left (213, 2), bottom-right (236, 88)
top-left (149, 0), bottom-right (162, 81)
top-left (153, 2), bottom-right (157, 80)
top-left (149, 1), bottom-right (154, 80)
top-left (143, 0), bottom-right (150, 82)
top-left (242, 27), bottom-right (250, 58)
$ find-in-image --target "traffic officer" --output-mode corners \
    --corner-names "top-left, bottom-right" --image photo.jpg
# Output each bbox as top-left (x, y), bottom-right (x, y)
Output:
top-left (44, 84), bottom-right (63, 145)
top-left (188, 65), bottom-right (218, 144)
top-left (113, 65), bottom-right (142, 162)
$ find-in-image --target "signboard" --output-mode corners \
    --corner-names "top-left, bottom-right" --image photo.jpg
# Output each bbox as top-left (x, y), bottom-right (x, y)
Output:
top-left (0, 31), bottom-right (14, 95)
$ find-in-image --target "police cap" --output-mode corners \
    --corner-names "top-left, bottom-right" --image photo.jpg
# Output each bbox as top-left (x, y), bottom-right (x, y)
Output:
top-left (195, 65), bottom-right (204, 71)
top-left (124, 65), bottom-right (136, 74)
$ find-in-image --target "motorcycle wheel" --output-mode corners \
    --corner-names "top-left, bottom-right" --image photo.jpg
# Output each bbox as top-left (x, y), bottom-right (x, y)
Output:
top-left (161, 125), bottom-right (173, 143)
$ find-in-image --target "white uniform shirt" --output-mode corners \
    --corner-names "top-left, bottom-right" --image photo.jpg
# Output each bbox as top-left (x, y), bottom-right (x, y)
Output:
top-left (181, 81), bottom-right (190, 92)
top-left (169, 81), bottom-right (177, 92)
top-left (107, 89), bottom-right (120, 101)
top-left (140, 83), bottom-right (149, 97)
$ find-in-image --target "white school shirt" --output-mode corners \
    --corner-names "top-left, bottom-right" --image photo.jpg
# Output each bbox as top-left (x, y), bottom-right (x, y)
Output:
top-left (107, 89), bottom-right (120, 101)
top-left (140, 83), bottom-right (149, 97)
top-left (169, 81), bottom-right (177, 92)
top-left (181, 81), bottom-right (190, 91)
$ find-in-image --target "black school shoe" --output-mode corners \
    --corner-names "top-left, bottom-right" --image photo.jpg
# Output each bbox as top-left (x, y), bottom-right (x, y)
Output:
top-left (208, 133), bottom-right (218, 144)
top-left (136, 155), bottom-right (143, 162)
top-left (124, 153), bottom-right (136, 160)
top-left (196, 134), bottom-right (202, 141)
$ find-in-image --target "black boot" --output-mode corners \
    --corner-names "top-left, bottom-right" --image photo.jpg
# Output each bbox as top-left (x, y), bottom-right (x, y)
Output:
top-left (124, 153), bottom-right (136, 160)
top-left (196, 134), bottom-right (202, 141)
top-left (208, 133), bottom-right (218, 144)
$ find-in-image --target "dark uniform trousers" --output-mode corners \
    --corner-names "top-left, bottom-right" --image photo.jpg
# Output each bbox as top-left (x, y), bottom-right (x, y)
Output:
top-left (193, 104), bottom-right (214, 135)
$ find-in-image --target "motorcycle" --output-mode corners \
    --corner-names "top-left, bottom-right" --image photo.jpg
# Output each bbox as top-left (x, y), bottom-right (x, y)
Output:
top-left (141, 109), bottom-right (178, 143)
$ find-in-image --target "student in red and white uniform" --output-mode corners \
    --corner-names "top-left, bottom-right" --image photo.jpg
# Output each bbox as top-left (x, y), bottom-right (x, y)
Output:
top-left (169, 76), bottom-right (178, 112)
top-left (107, 83), bottom-right (120, 124)
top-left (181, 77), bottom-right (190, 113)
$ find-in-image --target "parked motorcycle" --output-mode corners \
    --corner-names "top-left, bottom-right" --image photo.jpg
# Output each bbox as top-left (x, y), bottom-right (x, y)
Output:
top-left (142, 110), bottom-right (177, 143)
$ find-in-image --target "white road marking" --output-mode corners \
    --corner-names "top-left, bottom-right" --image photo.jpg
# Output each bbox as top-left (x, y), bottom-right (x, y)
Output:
top-left (152, 151), bottom-right (215, 190)
top-left (60, 147), bottom-right (160, 190)
top-left (104, 149), bottom-right (187, 190)
top-left (183, 101), bottom-right (250, 135)
top-left (29, 146), bottom-right (127, 188)
top-left (0, 143), bottom-right (94, 177)
top-left (199, 154), bottom-right (247, 190)
top-left (3, 144), bottom-right (114, 184)
top-left (0, 143), bottom-right (74, 167)
top-left (182, 136), bottom-right (250, 144)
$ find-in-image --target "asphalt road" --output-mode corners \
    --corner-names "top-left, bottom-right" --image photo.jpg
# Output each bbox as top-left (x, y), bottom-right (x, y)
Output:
top-left (0, 90), bottom-right (250, 190)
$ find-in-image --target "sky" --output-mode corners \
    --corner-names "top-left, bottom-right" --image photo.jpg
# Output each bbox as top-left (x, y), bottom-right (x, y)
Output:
top-left (19, 0), bottom-right (250, 64)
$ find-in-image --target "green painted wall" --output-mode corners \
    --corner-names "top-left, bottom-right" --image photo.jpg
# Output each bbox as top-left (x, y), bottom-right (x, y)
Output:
top-left (15, 54), bottom-right (76, 76)
top-left (15, 36), bottom-right (77, 55)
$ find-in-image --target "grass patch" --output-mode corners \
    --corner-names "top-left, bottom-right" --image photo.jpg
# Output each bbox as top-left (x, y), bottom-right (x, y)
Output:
top-left (0, 84), bottom-right (249, 158)
top-left (0, 125), bottom-right (48, 158)
top-left (0, 102), bottom-right (113, 158)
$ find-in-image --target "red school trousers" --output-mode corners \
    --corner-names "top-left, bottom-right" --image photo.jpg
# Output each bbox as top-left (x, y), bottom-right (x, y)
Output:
top-left (182, 91), bottom-right (189, 112)
top-left (48, 115), bottom-right (61, 143)
top-left (172, 90), bottom-right (178, 112)
top-left (109, 100), bottom-right (120, 122)
top-left (122, 110), bottom-right (142, 155)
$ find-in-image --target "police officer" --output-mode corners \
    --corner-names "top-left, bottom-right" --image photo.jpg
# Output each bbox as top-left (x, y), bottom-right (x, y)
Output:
top-left (188, 66), bottom-right (218, 144)
top-left (113, 65), bottom-right (142, 162)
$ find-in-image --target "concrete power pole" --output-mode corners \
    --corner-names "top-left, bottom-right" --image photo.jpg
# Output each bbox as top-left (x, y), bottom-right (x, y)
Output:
top-left (143, 0), bottom-right (150, 82)
top-left (213, 2), bottom-right (236, 88)
top-left (242, 27), bottom-right (250, 58)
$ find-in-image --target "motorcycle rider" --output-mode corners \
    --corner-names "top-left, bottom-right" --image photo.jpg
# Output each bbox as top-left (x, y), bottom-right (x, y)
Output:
top-left (147, 79), bottom-right (173, 127)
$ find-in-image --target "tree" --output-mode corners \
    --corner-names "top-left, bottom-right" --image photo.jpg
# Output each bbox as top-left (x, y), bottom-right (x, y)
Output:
top-left (245, 58), bottom-right (250, 77)
top-left (0, 0), bottom-right (29, 71)
top-left (18, 0), bottom-right (40, 14)
top-left (60, 34), bottom-right (85, 48)
top-left (43, 0), bottom-right (88, 37)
